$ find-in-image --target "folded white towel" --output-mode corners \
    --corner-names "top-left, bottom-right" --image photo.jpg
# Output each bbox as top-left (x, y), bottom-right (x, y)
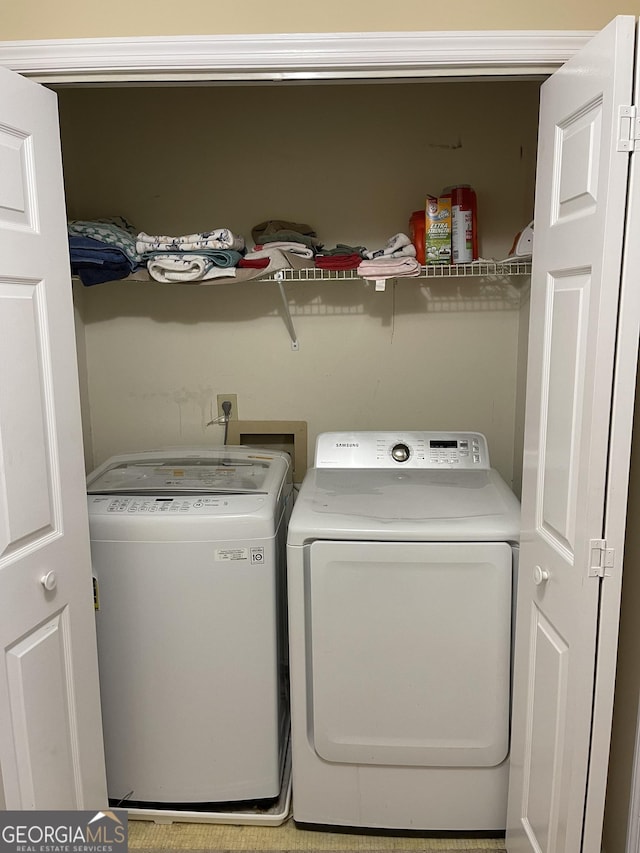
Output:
top-left (254, 241), bottom-right (314, 259)
top-left (147, 254), bottom-right (237, 283)
top-left (364, 233), bottom-right (415, 260)
top-left (137, 229), bottom-right (245, 254)
top-left (357, 257), bottom-right (422, 280)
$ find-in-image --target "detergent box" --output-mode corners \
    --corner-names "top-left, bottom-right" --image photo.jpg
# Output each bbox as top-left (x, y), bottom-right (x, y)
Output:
top-left (425, 195), bottom-right (452, 264)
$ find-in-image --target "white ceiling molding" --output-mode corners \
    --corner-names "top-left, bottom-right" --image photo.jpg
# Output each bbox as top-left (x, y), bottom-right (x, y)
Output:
top-left (0, 31), bottom-right (595, 84)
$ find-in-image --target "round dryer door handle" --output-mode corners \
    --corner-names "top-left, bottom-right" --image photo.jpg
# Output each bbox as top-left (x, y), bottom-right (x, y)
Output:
top-left (533, 565), bottom-right (550, 586)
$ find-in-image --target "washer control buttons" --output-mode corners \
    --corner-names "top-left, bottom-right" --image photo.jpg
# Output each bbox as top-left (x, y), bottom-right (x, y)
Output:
top-left (391, 443), bottom-right (411, 463)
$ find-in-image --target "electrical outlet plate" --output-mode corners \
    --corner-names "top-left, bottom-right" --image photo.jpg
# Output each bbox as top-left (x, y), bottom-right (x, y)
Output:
top-left (217, 394), bottom-right (238, 420)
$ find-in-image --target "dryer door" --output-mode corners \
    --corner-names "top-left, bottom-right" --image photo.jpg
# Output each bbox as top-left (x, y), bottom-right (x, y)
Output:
top-left (308, 540), bottom-right (512, 767)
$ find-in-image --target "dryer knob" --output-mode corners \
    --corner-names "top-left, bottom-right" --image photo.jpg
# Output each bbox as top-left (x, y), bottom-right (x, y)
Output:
top-left (391, 443), bottom-right (411, 463)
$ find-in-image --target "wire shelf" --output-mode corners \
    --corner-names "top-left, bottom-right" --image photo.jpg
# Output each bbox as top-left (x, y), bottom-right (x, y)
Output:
top-left (271, 261), bottom-right (532, 283)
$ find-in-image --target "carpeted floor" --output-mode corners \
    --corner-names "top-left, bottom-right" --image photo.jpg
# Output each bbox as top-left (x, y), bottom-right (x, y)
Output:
top-left (127, 817), bottom-right (507, 852)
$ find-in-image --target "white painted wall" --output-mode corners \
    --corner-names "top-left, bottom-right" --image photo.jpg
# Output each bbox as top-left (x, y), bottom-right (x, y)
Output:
top-left (58, 80), bottom-right (539, 484)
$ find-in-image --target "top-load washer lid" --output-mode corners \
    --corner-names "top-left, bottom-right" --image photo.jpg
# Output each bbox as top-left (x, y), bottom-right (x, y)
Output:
top-left (287, 431), bottom-right (521, 544)
top-left (87, 446), bottom-right (291, 496)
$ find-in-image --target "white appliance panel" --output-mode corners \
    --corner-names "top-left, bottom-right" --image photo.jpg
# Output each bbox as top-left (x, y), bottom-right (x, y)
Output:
top-left (308, 540), bottom-right (512, 768)
top-left (287, 468), bottom-right (520, 545)
top-left (94, 538), bottom-right (281, 802)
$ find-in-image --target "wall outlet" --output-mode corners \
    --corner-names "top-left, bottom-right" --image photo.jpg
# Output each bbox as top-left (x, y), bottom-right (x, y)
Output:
top-left (217, 394), bottom-right (238, 420)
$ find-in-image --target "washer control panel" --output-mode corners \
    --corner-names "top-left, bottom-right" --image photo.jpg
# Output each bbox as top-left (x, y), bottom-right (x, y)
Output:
top-left (87, 494), bottom-right (266, 515)
top-left (314, 431), bottom-right (489, 469)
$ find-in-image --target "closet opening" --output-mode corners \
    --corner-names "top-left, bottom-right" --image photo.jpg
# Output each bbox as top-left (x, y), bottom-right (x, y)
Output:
top-left (55, 76), bottom-right (542, 491)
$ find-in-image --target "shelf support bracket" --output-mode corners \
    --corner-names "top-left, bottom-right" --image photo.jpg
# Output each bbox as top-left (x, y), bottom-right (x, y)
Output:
top-left (275, 272), bottom-right (299, 350)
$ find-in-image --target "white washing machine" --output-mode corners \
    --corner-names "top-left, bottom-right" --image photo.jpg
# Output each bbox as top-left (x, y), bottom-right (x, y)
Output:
top-left (87, 446), bottom-right (292, 810)
top-left (287, 431), bottom-right (520, 832)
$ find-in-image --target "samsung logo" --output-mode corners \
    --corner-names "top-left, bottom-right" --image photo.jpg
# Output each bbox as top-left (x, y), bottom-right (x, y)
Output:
top-left (335, 442), bottom-right (359, 448)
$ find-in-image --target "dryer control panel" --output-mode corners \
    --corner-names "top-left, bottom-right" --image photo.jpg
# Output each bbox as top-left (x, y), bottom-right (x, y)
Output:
top-left (314, 431), bottom-right (490, 469)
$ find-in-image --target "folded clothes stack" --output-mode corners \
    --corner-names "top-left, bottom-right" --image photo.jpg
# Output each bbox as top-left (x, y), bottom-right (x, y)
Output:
top-left (363, 233), bottom-right (417, 260)
top-left (136, 229), bottom-right (246, 283)
top-left (68, 218), bottom-right (144, 285)
top-left (244, 219), bottom-right (322, 266)
top-left (135, 228), bottom-right (246, 254)
top-left (68, 217), bottom-right (430, 286)
top-left (313, 244), bottom-right (366, 271)
top-left (251, 220), bottom-right (322, 250)
top-left (357, 232), bottom-right (422, 280)
top-left (251, 242), bottom-right (315, 259)
top-left (145, 250), bottom-right (243, 283)
top-left (357, 257), bottom-right (422, 280)
top-left (315, 254), bottom-right (362, 271)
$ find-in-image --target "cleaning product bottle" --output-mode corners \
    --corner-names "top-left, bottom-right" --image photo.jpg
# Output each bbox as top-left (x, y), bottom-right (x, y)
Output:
top-left (441, 185), bottom-right (478, 263)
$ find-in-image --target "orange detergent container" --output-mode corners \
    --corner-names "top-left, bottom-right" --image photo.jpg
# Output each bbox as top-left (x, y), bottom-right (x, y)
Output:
top-left (409, 210), bottom-right (426, 265)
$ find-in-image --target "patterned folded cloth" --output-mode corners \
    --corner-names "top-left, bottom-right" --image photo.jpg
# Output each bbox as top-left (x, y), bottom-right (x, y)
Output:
top-left (363, 233), bottom-right (416, 260)
top-left (136, 229), bottom-right (245, 255)
top-left (68, 220), bottom-right (144, 267)
top-left (356, 257), bottom-right (422, 280)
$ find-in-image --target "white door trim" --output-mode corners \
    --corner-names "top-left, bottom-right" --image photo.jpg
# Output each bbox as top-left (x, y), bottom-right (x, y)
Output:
top-left (0, 31), bottom-right (594, 84)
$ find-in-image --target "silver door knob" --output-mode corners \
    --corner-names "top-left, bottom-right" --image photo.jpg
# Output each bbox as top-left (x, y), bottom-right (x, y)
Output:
top-left (533, 565), bottom-right (550, 585)
top-left (40, 571), bottom-right (57, 591)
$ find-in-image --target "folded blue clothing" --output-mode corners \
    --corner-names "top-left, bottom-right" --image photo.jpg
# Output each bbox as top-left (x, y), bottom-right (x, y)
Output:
top-left (69, 235), bottom-right (134, 286)
top-left (144, 249), bottom-right (243, 268)
top-left (68, 220), bottom-right (144, 265)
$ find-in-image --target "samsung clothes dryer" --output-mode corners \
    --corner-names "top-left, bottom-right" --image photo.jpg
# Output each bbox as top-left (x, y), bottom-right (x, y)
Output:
top-left (87, 446), bottom-right (292, 809)
top-left (286, 431), bottom-right (520, 832)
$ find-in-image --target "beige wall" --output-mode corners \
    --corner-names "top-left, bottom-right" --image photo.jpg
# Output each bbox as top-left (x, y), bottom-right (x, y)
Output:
top-left (58, 81), bottom-right (538, 483)
top-left (79, 278), bottom-right (522, 481)
top-left (3, 0), bottom-right (637, 40)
